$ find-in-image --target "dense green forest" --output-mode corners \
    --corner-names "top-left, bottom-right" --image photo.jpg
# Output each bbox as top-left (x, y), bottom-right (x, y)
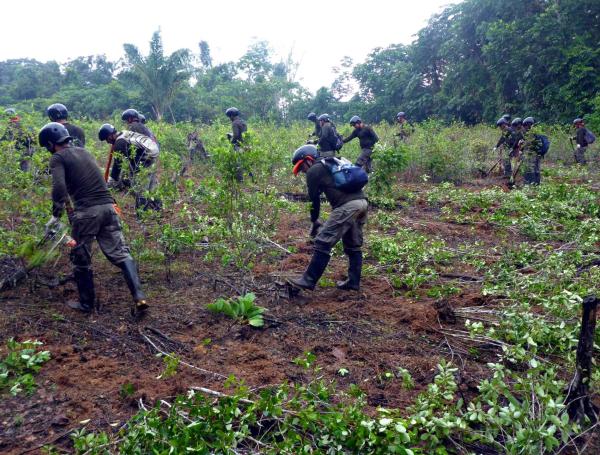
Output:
top-left (1, 0), bottom-right (599, 126)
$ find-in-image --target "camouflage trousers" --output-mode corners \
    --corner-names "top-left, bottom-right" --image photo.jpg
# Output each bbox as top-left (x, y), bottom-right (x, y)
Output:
top-left (574, 146), bottom-right (587, 165)
top-left (356, 148), bottom-right (373, 173)
top-left (521, 150), bottom-right (541, 185)
top-left (129, 158), bottom-right (161, 211)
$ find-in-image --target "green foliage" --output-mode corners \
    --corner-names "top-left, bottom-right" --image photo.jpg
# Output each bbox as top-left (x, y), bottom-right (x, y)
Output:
top-left (0, 338), bottom-right (51, 396)
top-left (207, 293), bottom-right (265, 327)
top-left (368, 228), bottom-right (452, 290)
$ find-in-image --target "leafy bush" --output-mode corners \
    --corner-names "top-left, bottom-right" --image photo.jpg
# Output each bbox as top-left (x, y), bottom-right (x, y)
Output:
top-left (207, 293), bottom-right (265, 327)
top-left (0, 338), bottom-right (51, 396)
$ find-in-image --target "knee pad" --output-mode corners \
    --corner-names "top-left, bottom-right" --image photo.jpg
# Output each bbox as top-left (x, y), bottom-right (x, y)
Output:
top-left (70, 244), bottom-right (91, 269)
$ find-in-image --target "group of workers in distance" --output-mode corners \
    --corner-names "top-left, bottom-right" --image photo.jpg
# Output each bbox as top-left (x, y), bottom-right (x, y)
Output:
top-left (0, 103), bottom-right (594, 317)
top-left (494, 114), bottom-right (595, 185)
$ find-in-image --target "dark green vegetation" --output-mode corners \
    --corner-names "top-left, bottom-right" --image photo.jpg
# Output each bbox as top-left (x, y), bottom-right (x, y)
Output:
top-left (0, 115), bottom-right (599, 453)
top-left (1, 0), bottom-right (600, 127)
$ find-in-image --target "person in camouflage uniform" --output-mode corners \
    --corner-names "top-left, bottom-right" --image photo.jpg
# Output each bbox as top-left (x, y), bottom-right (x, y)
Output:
top-left (46, 104), bottom-right (85, 147)
top-left (571, 118), bottom-right (590, 165)
top-left (395, 112), bottom-right (414, 141)
top-left (494, 117), bottom-right (514, 177)
top-left (518, 117), bottom-right (543, 185)
top-left (1, 108), bottom-right (34, 171)
top-left (187, 131), bottom-right (209, 162)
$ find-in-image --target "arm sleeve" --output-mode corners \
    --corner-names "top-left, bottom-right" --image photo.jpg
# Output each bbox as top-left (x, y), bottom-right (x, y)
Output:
top-left (232, 122), bottom-right (242, 144)
top-left (576, 128), bottom-right (587, 146)
top-left (306, 169), bottom-right (321, 223)
top-left (343, 128), bottom-right (358, 143)
top-left (50, 154), bottom-right (68, 218)
top-left (495, 134), bottom-right (506, 148)
top-left (110, 140), bottom-right (127, 180)
top-left (77, 128), bottom-right (86, 147)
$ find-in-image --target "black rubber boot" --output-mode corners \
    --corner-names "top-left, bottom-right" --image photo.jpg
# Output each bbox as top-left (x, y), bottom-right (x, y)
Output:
top-left (288, 251), bottom-right (330, 291)
top-left (523, 172), bottom-right (536, 185)
top-left (119, 259), bottom-right (148, 311)
top-left (70, 269), bottom-right (95, 312)
top-left (337, 251), bottom-right (362, 291)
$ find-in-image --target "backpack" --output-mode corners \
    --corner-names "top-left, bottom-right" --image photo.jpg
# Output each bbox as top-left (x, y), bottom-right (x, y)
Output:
top-left (120, 130), bottom-right (159, 160)
top-left (584, 129), bottom-right (596, 145)
top-left (535, 134), bottom-right (550, 156)
top-left (323, 157), bottom-right (368, 193)
top-left (331, 125), bottom-right (344, 151)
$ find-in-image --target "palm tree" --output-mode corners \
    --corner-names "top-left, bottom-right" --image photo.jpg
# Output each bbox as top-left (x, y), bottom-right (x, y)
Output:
top-left (123, 31), bottom-right (191, 121)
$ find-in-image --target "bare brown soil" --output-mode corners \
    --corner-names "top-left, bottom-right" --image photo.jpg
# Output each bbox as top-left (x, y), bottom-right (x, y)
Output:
top-left (0, 181), bottom-right (597, 454)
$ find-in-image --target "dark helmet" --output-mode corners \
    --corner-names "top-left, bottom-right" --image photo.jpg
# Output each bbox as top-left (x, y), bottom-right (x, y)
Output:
top-left (317, 113), bottom-right (330, 122)
top-left (349, 115), bottom-right (362, 126)
top-left (292, 144), bottom-right (318, 175)
top-left (502, 114), bottom-right (511, 122)
top-left (121, 108), bottom-right (140, 122)
top-left (139, 113), bottom-right (146, 124)
top-left (4, 108), bottom-right (17, 116)
top-left (225, 107), bottom-right (240, 118)
top-left (511, 117), bottom-right (523, 127)
top-left (522, 117), bottom-right (535, 126)
top-left (572, 118), bottom-right (583, 125)
top-left (98, 123), bottom-right (117, 141)
top-left (38, 122), bottom-right (72, 151)
top-left (396, 111), bottom-right (406, 119)
top-left (307, 112), bottom-right (317, 121)
top-left (47, 103), bottom-right (68, 121)
top-left (496, 118), bottom-right (509, 127)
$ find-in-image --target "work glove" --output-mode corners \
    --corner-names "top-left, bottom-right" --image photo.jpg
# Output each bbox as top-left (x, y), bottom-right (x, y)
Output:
top-left (309, 220), bottom-right (322, 238)
top-left (107, 176), bottom-right (119, 188)
top-left (493, 147), bottom-right (497, 152)
top-left (226, 132), bottom-right (233, 140)
top-left (577, 144), bottom-right (581, 149)
top-left (45, 216), bottom-right (60, 236)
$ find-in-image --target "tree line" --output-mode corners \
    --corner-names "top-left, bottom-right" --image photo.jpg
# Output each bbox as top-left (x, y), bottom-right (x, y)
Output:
top-left (1, 0), bottom-right (599, 126)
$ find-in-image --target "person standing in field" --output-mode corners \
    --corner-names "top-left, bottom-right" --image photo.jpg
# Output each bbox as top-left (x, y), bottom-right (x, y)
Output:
top-left (122, 109), bottom-right (157, 142)
top-left (1, 108), bottom-right (34, 171)
top-left (46, 104), bottom-right (86, 148)
top-left (395, 112), bottom-right (414, 141)
top-left (342, 116), bottom-right (379, 173)
top-left (225, 107), bottom-right (248, 182)
top-left (518, 117), bottom-right (543, 185)
top-left (288, 144), bottom-right (368, 292)
top-left (572, 118), bottom-right (591, 165)
top-left (306, 112), bottom-right (321, 143)
top-left (38, 122), bottom-right (148, 315)
top-left (493, 117), bottom-right (514, 177)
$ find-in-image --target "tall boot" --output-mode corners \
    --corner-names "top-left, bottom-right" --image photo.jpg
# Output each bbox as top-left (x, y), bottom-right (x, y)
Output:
top-left (288, 250), bottom-right (330, 290)
top-left (523, 172), bottom-right (536, 185)
top-left (69, 268), bottom-right (95, 312)
top-left (118, 259), bottom-right (148, 311)
top-left (337, 251), bottom-right (362, 291)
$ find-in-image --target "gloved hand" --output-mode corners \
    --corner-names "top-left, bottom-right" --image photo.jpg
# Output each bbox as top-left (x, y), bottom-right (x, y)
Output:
top-left (493, 147), bottom-right (497, 152)
top-left (107, 176), bottom-right (119, 189)
top-left (226, 132), bottom-right (233, 140)
top-left (45, 216), bottom-right (60, 235)
top-left (310, 220), bottom-right (322, 238)
top-left (577, 144), bottom-right (581, 149)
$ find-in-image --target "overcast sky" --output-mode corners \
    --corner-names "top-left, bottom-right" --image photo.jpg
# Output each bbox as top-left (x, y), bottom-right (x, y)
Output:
top-left (1, 0), bottom-right (451, 93)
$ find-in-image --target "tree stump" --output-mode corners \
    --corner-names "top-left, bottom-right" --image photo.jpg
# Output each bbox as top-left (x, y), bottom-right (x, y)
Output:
top-left (566, 295), bottom-right (599, 424)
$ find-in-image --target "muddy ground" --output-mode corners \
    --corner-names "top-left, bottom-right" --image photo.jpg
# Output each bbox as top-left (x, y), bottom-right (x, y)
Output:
top-left (0, 178), bottom-right (598, 454)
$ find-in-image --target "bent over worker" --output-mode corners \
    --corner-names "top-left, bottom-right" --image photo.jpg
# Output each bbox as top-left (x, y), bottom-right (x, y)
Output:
top-left (38, 122), bottom-right (147, 314)
top-left (288, 145), bottom-right (368, 292)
